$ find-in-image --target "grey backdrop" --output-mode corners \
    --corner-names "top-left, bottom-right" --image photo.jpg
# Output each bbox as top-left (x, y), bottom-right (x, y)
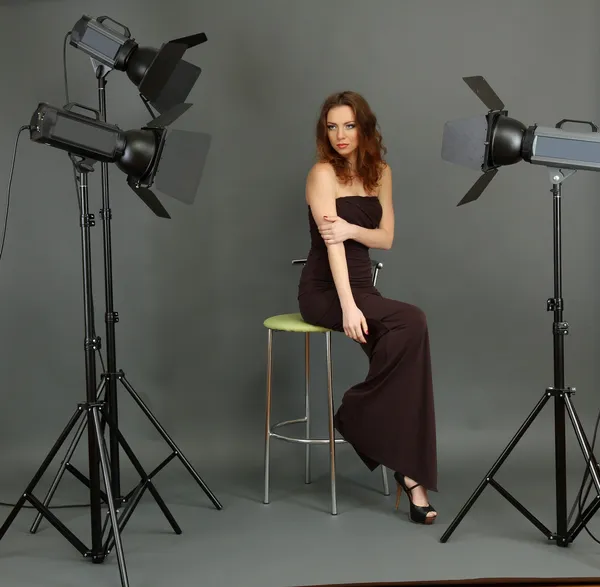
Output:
top-left (1, 0), bottom-right (600, 500)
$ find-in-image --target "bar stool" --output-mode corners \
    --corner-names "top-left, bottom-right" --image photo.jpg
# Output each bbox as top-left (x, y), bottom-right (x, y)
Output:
top-left (262, 258), bottom-right (390, 515)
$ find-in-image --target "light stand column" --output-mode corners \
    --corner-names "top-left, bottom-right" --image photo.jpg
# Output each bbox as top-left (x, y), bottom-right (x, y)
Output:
top-left (96, 67), bottom-right (122, 504)
top-left (549, 172), bottom-right (568, 544)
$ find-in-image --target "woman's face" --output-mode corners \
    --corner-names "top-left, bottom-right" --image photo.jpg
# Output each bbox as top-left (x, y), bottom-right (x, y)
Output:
top-left (326, 105), bottom-right (359, 158)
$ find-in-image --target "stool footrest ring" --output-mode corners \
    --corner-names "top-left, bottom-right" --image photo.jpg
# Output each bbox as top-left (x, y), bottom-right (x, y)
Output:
top-left (270, 418), bottom-right (347, 445)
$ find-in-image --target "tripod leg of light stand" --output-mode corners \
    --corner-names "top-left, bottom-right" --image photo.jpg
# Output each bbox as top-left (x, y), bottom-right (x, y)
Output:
top-left (0, 406), bottom-right (89, 552)
top-left (29, 379), bottom-right (107, 534)
top-left (439, 392), bottom-right (552, 543)
top-left (89, 405), bottom-right (129, 587)
top-left (102, 410), bottom-right (183, 551)
top-left (27, 381), bottom-right (182, 541)
top-left (100, 420), bottom-right (182, 556)
top-left (104, 482), bottom-right (148, 557)
top-left (118, 372), bottom-right (223, 510)
top-left (563, 394), bottom-right (600, 542)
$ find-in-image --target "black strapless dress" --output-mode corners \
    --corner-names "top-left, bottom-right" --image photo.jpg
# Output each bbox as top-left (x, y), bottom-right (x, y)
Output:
top-left (298, 196), bottom-right (437, 492)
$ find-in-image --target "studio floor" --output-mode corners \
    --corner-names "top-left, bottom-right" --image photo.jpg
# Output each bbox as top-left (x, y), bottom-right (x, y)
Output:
top-left (1, 437), bottom-right (600, 587)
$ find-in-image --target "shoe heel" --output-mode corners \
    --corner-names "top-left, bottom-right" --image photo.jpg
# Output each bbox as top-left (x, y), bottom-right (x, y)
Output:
top-left (395, 484), bottom-right (402, 510)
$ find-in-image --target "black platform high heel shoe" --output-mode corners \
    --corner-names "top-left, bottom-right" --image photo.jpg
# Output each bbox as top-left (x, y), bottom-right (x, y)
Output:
top-left (393, 472), bottom-right (437, 525)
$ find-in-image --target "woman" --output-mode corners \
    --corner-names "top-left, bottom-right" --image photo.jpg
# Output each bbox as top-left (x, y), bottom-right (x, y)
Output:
top-left (297, 91), bottom-right (438, 524)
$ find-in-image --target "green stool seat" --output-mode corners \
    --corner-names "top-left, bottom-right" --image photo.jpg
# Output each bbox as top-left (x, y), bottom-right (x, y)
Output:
top-left (263, 312), bottom-right (330, 333)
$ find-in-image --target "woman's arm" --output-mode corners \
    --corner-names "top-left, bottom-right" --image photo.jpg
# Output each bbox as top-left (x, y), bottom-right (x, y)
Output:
top-left (351, 164), bottom-right (394, 250)
top-left (306, 164), bottom-right (356, 311)
top-left (306, 164), bottom-right (368, 343)
top-left (317, 165), bottom-right (395, 250)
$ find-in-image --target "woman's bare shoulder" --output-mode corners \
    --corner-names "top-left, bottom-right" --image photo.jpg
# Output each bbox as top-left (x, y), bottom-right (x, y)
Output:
top-left (307, 161), bottom-right (336, 180)
top-left (305, 162), bottom-right (337, 204)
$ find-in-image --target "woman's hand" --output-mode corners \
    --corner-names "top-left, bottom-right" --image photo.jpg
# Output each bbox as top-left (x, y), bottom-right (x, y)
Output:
top-left (342, 303), bottom-right (368, 344)
top-left (318, 215), bottom-right (356, 245)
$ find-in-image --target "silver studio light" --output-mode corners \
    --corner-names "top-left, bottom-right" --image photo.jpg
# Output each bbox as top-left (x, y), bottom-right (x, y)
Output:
top-left (28, 101), bottom-right (211, 218)
top-left (441, 75), bottom-right (600, 205)
top-left (69, 15), bottom-right (208, 114)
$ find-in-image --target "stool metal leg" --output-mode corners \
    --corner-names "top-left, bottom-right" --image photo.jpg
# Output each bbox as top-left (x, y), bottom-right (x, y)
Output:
top-left (305, 333), bottom-right (311, 484)
top-left (381, 466), bottom-right (390, 495)
top-left (325, 331), bottom-right (337, 515)
top-left (263, 328), bottom-right (273, 504)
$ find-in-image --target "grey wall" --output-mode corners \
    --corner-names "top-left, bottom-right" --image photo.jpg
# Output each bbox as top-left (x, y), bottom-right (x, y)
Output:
top-left (1, 0), bottom-right (600, 486)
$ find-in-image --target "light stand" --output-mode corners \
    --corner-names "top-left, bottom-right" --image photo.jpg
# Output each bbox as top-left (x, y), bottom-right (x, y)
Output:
top-left (28, 61), bottom-right (222, 536)
top-left (0, 157), bottom-right (129, 587)
top-left (1, 92), bottom-right (216, 584)
top-left (96, 67), bottom-right (222, 512)
top-left (440, 167), bottom-right (600, 545)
